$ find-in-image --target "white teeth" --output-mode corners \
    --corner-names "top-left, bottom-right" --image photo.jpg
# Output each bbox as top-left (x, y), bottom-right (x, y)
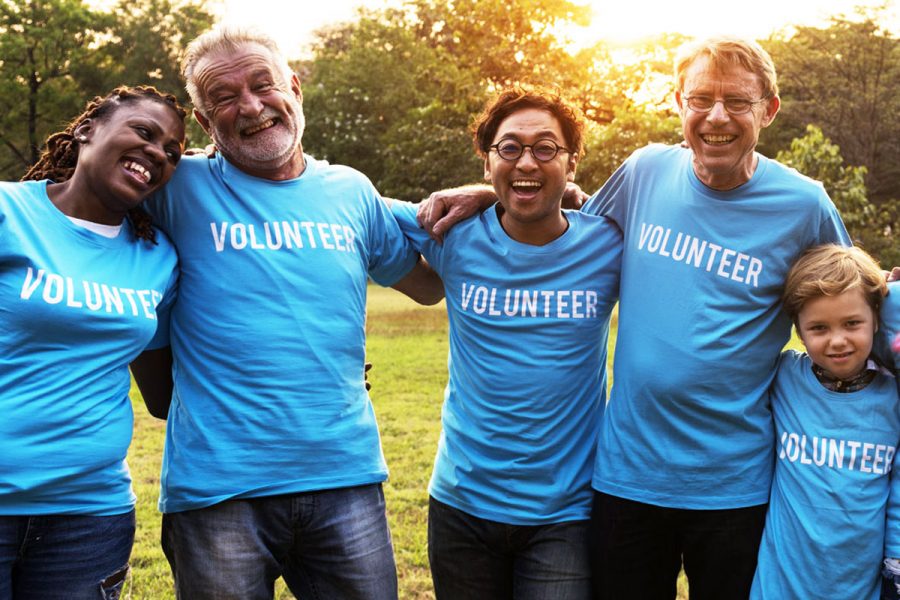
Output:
top-left (511, 180), bottom-right (541, 188)
top-left (702, 135), bottom-right (735, 144)
top-left (244, 119), bottom-right (275, 135)
top-left (124, 160), bottom-right (151, 183)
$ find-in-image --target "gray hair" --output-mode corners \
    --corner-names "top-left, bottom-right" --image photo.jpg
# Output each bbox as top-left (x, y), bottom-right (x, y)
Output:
top-left (674, 36), bottom-right (778, 99)
top-left (182, 25), bottom-right (294, 116)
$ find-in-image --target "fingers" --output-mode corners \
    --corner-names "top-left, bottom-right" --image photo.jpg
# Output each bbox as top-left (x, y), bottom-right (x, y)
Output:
top-left (418, 194), bottom-right (448, 244)
top-left (562, 182), bottom-right (589, 210)
top-left (888, 266), bottom-right (900, 282)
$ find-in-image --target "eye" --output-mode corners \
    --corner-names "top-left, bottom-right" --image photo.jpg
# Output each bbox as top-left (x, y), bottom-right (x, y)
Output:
top-left (165, 147), bottom-right (182, 164)
top-left (724, 98), bottom-right (753, 112)
top-left (687, 96), bottom-right (714, 110)
top-left (133, 125), bottom-right (151, 139)
top-left (532, 140), bottom-right (560, 161)
top-left (495, 140), bottom-right (523, 160)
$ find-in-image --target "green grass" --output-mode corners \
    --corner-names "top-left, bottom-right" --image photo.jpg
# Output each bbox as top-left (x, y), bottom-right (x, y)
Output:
top-left (127, 285), bottom-right (691, 599)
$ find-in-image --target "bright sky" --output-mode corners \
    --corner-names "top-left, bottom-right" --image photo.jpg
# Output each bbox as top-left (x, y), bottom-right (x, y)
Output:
top-left (219, 0), bottom-right (898, 60)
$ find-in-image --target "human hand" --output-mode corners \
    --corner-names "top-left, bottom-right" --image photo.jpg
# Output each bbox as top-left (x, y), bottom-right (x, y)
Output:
top-left (561, 182), bottom-right (589, 209)
top-left (184, 144), bottom-right (218, 158)
top-left (888, 266), bottom-right (900, 282)
top-left (417, 186), bottom-right (494, 244)
top-left (365, 362), bottom-right (372, 391)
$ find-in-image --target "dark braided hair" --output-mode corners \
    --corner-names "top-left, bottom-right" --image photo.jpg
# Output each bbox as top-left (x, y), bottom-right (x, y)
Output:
top-left (22, 85), bottom-right (187, 244)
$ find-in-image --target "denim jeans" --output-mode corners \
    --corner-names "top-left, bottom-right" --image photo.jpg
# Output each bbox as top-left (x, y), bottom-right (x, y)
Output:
top-left (590, 492), bottom-right (767, 600)
top-left (428, 497), bottom-right (591, 600)
top-left (0, 510), bottom-right (134, 600)
top-left (162, 484), bottom-right (397, 600)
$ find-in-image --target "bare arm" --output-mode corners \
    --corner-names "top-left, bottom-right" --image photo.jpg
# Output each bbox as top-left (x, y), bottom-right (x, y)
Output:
top-left (417, 182), bottom-right (589, 243)
top-left (391, 256), bottom-right (444, 305)
top-left (130, 346), bottom-right (174, 420)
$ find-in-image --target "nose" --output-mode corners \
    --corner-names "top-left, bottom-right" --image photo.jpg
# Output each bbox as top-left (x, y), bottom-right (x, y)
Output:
top-left (515, 147), bottom-right (540, 171)
top-left (143, 140), bottom-right (166, 164)
top-left (706, 100), bottom-right (730, 123)
top-left (236, 89), bottom-right (264, 116)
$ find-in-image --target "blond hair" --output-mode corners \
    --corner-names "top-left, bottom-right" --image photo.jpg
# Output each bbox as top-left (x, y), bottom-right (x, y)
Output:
top-left (783, 245), bottom-right (887, 325)
top-left (182, 25), bottom-right (293, 117)
top-left (675, 36), bottom-right (778, 99)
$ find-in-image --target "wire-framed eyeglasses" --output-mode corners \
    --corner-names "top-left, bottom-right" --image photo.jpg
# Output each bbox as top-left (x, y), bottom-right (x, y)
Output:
top-left (490, 139), bottom-right (571, 162)
top-left (683, 95), bottom-right (770, 115)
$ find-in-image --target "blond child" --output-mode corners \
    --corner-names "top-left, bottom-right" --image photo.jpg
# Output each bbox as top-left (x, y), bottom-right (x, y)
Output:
top-left (750, 244), bottom-right (899, 599)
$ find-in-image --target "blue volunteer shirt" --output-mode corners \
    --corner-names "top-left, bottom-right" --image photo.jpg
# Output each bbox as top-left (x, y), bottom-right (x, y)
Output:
top-left (0, 180), bottom-right (178, 515)
top-left (582, 144), bottom-right (850, 508)
top-left (393, 201), bottom-right (621, 524)
top-left (750, 351), bottom-right (900, 599)
top-left (145, 154), bottom-right (418, 513)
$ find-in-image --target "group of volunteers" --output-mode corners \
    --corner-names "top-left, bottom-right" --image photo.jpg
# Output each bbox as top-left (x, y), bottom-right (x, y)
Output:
top-left (1, 20), bottom-right (898, 600)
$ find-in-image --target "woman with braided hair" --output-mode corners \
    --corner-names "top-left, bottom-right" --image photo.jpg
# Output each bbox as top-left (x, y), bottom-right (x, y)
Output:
top-left (0, 85), bottom-right (185, 598)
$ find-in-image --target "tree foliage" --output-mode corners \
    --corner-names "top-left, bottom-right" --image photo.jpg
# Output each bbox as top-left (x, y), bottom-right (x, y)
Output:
top-left (762, 7), bottom-right (900, 203)
top-left (302, 1), bottom-right (682, 199)
top-left (0, 0), bottom-right (110, 178)
top-left (0, 0), bottom-right (214, 180)
top-left (776, 124), bottom-right (899, 266)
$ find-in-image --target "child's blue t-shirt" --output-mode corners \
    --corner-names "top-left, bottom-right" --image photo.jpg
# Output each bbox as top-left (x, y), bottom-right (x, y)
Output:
top-left (0, 180), bottom-right (178, 515)
top-left (582, 144), bottom-right (850, 508)
top-left (750, 350), bottom-right (900, 599)
top-left (393, 201), bottom-right (621, 524)
top-left (145, 154), bottom-right (418, 513)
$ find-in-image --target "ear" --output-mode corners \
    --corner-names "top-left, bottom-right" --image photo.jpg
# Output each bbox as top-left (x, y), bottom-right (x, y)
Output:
top-left (483, 156), bottom-right (491, 182)
top-left (291, 73), bottom-right (303, 104)
top-left (194, 108), bottom-right (212, 136)
top-left (73, 119), bottom-right (94, 142)
top-left (761, 95), bottom-right (780, 128)
top-left (675, 90), bottom-right (686, 115)
top-left (566, 153), bottom-right (578, 182)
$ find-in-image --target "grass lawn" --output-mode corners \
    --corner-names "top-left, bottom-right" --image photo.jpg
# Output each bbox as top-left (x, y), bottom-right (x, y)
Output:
top-left (128, 285), bottom-right (692, 598)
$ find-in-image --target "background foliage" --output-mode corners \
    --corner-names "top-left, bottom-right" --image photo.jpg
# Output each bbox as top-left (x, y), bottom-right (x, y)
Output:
top-left (1, 0), bottom-right (895, 262)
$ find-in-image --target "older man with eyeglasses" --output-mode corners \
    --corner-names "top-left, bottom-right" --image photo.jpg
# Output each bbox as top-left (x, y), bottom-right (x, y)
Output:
top-left (417, 36), bottom-right (850, 599)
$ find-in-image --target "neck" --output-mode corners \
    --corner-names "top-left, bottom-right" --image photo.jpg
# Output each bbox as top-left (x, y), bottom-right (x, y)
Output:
top-left (45, 178), bottom-right (125, 226)
top-left (497, 208), bottom-right (568, 246)
top-left (225, 149), bottom-right (306, 181)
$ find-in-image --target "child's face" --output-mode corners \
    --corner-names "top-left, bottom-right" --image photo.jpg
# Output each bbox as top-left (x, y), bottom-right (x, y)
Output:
top-left (797, 287), bottom-right (877, 380)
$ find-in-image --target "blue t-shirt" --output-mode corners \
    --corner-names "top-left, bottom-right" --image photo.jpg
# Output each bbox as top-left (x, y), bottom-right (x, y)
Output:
top-left (750, 351), bottom-right (900, 599)
top-left (878, 281), bottom-right (900, 374)
top-left (0, 180), bottom-right (178, 516)
top-left (883, 282), bottom-right (900, 561)
top-left (582, 144), bottom-right (850, 508)
top-left (393, 201), bottom-right (621, 524)
top-left (145, 154), bottom-right (418, 513)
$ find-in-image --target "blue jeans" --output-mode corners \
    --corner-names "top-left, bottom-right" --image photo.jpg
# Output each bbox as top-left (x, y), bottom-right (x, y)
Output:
top-left (590, 492), bottom-right (767, 600)
top-left (428, 497), bottom-right (591, 600)
top-left (0, 510), bottom-right (134, 600)
top-left (162, 484), bottom-right (398, 600)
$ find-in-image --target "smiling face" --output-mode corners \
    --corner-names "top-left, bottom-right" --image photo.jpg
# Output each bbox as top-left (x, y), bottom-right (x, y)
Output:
top-left (483, 108), bottom-right (576, 245)
top-left (797, 288), bottom-right (878, 381)
top-left (676, 55), bottom-right (779, 191)
top-left (193, 42), bottom-right (305, 179)
top-left (73, 98), bottom-right (184, 223)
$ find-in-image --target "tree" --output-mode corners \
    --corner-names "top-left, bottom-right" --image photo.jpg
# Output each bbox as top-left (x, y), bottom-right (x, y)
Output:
top-left (0, 0), bottom-right (111, 179)
top-left (776, 124), bottom-right (899, 266)
top-left (762, 7), bottom-right (900, 203)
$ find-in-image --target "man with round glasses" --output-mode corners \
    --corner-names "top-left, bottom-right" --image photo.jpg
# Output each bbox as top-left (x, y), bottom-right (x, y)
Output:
top-left (390, 86), bottom-right (621, 598)
top-left (417, 36), bottom-right (850, 599)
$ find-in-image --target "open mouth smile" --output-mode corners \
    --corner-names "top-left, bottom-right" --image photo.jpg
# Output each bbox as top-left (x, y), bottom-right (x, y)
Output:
top-left (123, 159), bottom-right (152, 184)
top-left (242, 119), bottom-right (277, 136)
top-left (701, 134), bottom-right (736, 145)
